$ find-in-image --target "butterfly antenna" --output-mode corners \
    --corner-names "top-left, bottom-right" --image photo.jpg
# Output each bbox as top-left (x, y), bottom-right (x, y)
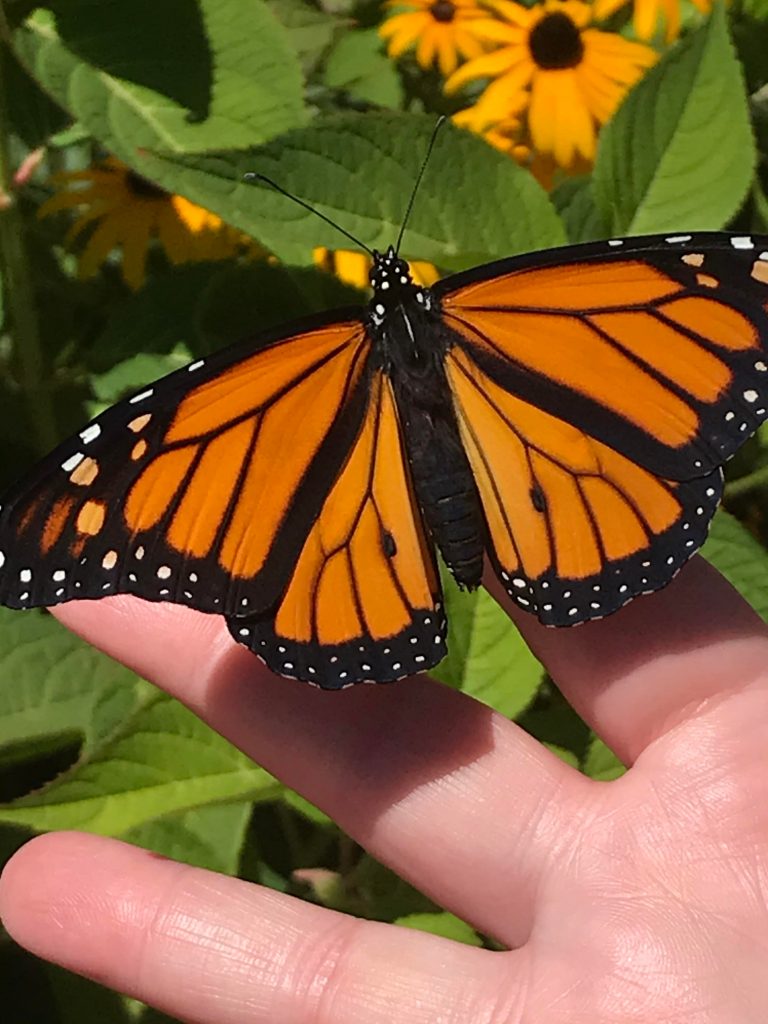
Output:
top-left (395, 115), bottom-right (447, 256)
top-left (245, 173), bottom-right (374, 257)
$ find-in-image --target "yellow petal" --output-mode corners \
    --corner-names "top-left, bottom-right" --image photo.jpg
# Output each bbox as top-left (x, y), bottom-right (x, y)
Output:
top-left (331, 250), bottom-right (371, 289)
top-left (574, 60), bottom-right (623, 124)
top-left (632, 0), bottom-right (661, 39)
top-left (475, 60), bottom-right (534, 114)
top-left (436, 29), bottom-right (459, 76)
top-left (155, 203), bottom-right (194, 264)
top-left (379, 10), bottom-right (425, 43)
top-left (78, 208), bottom-right (146, 284)
top-left (120, 212), bottom-right (154, 291)
top-left (454, 26), bottom-right (486, 60)
top-left (444, 46), bottom-right (521, 92)
top-left (416, 26), bottom-right (438, 69)
top-left (462, 17), bottom-right (523, 43)
top-left (410, 260), bottom-right (440, 286)
top-left (662, 0), bottom-right (681, 42)
top-left (529, 69), bottom-right (595, 166)
top-left (592, 0), bottom-right (628, 18)
top-left (483, 0), bottom-right (535, 28)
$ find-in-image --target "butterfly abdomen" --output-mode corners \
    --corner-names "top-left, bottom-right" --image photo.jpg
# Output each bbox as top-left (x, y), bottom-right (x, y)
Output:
top-left (399, 398), bottom-right (484, 590)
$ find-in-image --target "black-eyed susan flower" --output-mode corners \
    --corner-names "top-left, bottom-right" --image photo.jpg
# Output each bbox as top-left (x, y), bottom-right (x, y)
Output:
top-left (594, 0), bottom-right (713, 43)
top-left (38, 157), bottom-right (248, 290)
top-left (379, 0), bottom-right (487, 76)
top-left (314, 247), bottom-right (439, 289)
top-left (445, 0), bottom-right (656, 168)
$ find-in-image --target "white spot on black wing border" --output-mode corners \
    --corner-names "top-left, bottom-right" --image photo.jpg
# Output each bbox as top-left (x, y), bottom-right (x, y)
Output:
top-left (487, 469), bottom-right (722, 627)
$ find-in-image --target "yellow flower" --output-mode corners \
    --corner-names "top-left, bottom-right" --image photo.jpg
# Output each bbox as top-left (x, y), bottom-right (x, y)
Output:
top-left (445, 0), bottom-right (656, 168)
top-left (593, 0), bottom-right (713, 43)
top-left (314, 248), bottom-right (439, 290)
top-left (379, 0), bottom-right (487, 76)
top-left (38, 157), bottom-right (248, 290)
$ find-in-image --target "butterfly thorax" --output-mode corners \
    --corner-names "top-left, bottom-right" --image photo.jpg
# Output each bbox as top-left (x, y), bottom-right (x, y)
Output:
top-left (367, 246), bottom-right (485, 591)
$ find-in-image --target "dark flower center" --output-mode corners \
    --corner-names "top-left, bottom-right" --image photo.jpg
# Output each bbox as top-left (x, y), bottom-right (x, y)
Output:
top-left (124, 169), bottom-right (168, 199)
top-left (528, 11), bottom-right (584, 69)
top-left (430, 0), bottom-right (456, 23)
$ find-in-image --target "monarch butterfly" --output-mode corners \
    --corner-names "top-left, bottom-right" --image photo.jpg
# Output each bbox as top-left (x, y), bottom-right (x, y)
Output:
top-left (1, 231), bottom-right (767, 688)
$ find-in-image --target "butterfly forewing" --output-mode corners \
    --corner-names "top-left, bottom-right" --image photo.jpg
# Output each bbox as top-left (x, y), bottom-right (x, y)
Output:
top-left (437, 234), bottom-right (768, 481)
top-left (0, 318), bottom-right (371, 617)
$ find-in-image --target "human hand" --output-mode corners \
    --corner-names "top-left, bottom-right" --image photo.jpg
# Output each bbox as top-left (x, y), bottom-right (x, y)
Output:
top-left (2, 556), bottom-right (768, 1023)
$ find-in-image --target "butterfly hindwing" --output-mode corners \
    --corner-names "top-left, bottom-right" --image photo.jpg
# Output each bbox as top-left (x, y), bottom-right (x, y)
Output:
top-left (445, 346), bottom-right (722, 624)
top-left (0, 316), bottom-right (371, 617)
top-left (229, 371), bottom-right (447, 688)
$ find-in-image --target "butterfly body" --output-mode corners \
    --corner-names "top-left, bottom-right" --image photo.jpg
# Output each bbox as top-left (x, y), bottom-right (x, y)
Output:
top-left (368, 247), bottom-right (486, 589)
top-left (2, 232), bottom-right (768, 688)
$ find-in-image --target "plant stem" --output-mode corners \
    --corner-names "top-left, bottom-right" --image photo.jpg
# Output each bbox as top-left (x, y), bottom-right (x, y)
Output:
top-left (0, 5), bottom-right (58, 454)
top-left (724, 465), bottom-right (768, 500)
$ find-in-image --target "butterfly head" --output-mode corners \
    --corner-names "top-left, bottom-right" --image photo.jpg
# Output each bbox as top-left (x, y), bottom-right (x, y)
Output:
top-left (369, 245), bottom-right (413, 295)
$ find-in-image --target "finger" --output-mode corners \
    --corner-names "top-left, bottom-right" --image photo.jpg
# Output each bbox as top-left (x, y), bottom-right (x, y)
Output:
top-left (52, 599), bottom-right (585, 945)
top-left (0, 832), bottom-right (520, 1024)
top-left (489, 557), bottom-right (768, 764)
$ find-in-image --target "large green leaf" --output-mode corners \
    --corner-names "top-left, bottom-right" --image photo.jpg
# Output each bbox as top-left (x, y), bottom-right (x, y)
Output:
top-left (267, 0), bottom-right (342, 76)
top-left (593, 5), bottom-right (754, 234)
top-left (323, 28), bottom-right (404, 109)
top-left (150, 111), bottom-right (566, 265)
top-left (0, 690), bottom-right (279, 834)
top-left (0, 608), bottom-right (142, 760)
top-left (124, 801), bottom-right (252, 873)
top-left (12, 0), bottom-right (306, 164)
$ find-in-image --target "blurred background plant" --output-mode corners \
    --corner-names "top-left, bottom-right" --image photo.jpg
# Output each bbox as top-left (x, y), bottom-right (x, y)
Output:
top-left (2, 0), bottom-right (768, 1019)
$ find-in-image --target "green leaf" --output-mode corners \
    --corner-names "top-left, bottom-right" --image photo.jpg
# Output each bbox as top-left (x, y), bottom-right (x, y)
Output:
top-left (281, 788), bottom-right (334, 827)
top-left (12, 0), bottom-right (306, 169)
top-left (0, 690), bottom-right (279, 834)
top-left (267, 0), bottom-right (342, 75)
top-left (395, 911), bottom-right (482, 946)
top-left (353, 854), bottom-right (439, 920)
top-left (0, 608), bottom-right (142, 759)
top-left (594, 5), bottom-right (755, 234)
top-left (89, 260), bottom-right (364, 377)
top-left (2, 44), bottom-right (68, 147)
top-left (583, 736), bottom-right (625, 780)
top-left (323, 28), bottom-right (404, 109)
top-left (551, 176), bottom-right (609, 243)
top-left (433, 575), bottom-right (543, 719)
top-left (545, 742), bottom-right (580, 768)
top-left (123, 801), bottom-right (252, 873)
top-left (152, 111), bottom-right (566, 266)
top-left (701, 509), bottom-right (768, 622)
top-left (89, 348), bottom-right (193, 406)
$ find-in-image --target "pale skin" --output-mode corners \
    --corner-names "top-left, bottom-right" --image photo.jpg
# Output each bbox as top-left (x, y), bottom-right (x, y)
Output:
top-left (2, 556), bottom-right (768, 1022)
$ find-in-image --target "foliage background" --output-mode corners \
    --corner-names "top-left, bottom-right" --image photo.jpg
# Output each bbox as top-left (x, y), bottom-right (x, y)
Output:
top-left (1, 0), bottom-right (768, 1019)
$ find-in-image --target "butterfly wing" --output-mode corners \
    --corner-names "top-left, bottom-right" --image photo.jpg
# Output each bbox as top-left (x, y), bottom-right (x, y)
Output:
top-left (230, 370), bottom-right (447, 688)
top-left (0, 313), bottom-right (374, 618)
top-left (437, 233), bottom-right (768, 623)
